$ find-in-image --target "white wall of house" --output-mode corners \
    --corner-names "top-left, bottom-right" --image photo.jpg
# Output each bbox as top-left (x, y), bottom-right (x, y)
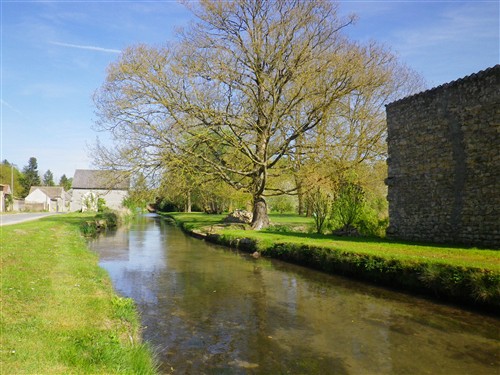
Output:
top-left (25, 189), bottom-right (51, 210)
top-left (71, 189), bottom-right (128, 212)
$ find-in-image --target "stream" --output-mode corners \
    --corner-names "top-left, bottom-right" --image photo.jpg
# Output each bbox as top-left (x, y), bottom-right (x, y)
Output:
top-left (89, 214), bottom-right (499, 374)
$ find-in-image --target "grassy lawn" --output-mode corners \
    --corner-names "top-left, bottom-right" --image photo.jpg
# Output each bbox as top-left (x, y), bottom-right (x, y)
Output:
top-left (0, 213), bottom-right (156, 374)
top-left (168, 212), bottom-right (499, 271)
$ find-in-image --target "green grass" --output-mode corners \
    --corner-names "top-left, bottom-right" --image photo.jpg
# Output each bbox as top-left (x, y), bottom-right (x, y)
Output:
top-left (0, 213), bottom-right (157, 374)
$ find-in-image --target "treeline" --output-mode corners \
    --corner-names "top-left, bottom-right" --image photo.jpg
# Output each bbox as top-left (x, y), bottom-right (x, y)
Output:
top-left (0, 157), bottom-right (72, 198)
top-left (154, 159), bottom-right (388, 237)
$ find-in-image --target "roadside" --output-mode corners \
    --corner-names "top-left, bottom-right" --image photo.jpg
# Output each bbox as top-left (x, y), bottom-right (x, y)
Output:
top-left (163, 212), bottom-right (500, 313)
top-left (0, 213), bottom-right (157, 374)
top-left (0, 212), bottom-right (61, 226)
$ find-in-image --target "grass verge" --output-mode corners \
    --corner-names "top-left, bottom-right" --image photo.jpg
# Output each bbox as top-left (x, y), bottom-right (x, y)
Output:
top-left (165, 212), bottom-right (500, 312)
top-left (0, 213), bottom-right (157, 374)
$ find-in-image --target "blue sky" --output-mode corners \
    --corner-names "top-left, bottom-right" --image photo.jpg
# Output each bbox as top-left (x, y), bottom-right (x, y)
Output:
top-left (1, 0), bottom-right (498, 182)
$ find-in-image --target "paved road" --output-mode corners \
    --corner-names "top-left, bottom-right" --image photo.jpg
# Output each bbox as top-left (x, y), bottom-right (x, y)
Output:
top-left (0, 213), bottom-right (61, 226)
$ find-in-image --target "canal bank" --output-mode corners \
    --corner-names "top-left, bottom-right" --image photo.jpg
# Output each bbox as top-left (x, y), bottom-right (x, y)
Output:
top-left (162, 213), bottom-right (500, 313)
top-left (90, 214), bottom-right (499, 374)
top-left (0, 213), bottom-right (157, 374)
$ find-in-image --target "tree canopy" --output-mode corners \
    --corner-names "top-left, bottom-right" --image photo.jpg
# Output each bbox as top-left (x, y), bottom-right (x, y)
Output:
top-left (43, 170), bottom-right (55, 187)
top-left (20, 157), bottom-right (41, 197)
top-left (93, 0), bottom-right (424, 229)
top-left (59, 174), bottom-right (73, 191)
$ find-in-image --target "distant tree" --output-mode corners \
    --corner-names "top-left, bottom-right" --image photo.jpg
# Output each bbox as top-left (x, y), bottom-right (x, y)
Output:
top-left (59, 174), bottom-right (73, 191)
top-left (124, 173), bottom-right (154, 211)
top-left (20, 157), bottom-right (41, 197)
top-left (43, 170), bottom-right (55, 186)
top-left (269, 195), bottom-right (296, 214)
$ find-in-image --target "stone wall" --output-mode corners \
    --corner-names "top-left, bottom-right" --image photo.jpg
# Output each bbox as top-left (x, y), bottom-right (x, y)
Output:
top-left (386, 65), bottom-right (499, 248)
top-left (70, 189), bottom-right (128, 212)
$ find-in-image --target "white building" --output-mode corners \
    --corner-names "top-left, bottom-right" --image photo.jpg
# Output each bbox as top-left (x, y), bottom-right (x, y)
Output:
top-left (25, 186), bottom-right (68, 212)
top-left (70, 169), bottom-right (129, 212)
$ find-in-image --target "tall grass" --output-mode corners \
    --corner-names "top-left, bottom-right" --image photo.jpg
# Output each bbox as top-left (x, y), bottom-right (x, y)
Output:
top-left (0, 213), bottom-right (157, 374)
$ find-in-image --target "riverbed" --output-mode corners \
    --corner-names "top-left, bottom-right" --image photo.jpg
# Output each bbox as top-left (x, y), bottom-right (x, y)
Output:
top-left (89, 214), bottom-right (499, 374)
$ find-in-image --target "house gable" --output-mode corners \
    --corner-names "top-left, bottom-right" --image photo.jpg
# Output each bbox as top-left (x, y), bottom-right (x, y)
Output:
top-left (25, 188), bottom-right (51, 203)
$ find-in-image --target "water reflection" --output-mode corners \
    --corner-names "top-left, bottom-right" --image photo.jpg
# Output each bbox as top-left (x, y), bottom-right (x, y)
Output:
top-left (89, 215), bottom-right (499, 374)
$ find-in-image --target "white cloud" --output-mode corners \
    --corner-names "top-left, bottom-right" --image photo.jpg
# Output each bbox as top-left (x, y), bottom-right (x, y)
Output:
top-left (50, 41), bottom-right (121, 54)
top-left (392, 3), bottom-right (498, 56)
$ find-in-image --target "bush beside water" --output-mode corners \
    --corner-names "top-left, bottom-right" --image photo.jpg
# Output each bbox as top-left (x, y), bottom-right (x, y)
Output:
top-left (80, 211), bottom-right (121, 237)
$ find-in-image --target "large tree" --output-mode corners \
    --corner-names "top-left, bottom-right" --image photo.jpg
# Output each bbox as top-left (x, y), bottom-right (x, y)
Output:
top-left (0, 160), bottom-right (23, 197)
top-left (94, 0), bottom-right (422, 229)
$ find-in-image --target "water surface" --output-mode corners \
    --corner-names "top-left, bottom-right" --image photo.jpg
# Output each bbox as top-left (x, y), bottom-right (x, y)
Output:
top-left (89, 215), bottom-right (499, 374)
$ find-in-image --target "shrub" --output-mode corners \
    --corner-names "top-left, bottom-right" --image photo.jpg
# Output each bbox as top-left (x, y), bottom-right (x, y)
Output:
top-left (355, 205), bottom-right (389, 237)
top-left (330, 181), bottom-right (365, 231)
top-left (306, 187), bottom-right (332, 234)
top-left (97, 197), bottom-right (108, 212)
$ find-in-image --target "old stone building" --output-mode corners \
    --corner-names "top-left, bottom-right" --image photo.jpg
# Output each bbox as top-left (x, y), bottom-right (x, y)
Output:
top-left (70, 169), bottom-right (129, 212)
top-left (386, 65), bottom-right (499, 248)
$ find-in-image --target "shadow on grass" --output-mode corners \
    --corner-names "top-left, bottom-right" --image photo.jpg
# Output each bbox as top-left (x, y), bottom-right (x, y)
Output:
top-left (259, 229), bottom-right (486, 251)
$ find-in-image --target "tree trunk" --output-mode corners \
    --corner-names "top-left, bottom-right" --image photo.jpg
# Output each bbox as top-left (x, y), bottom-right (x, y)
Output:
top-left (297, 188), bottom-right (304, 216)
top-left (186, 190), bottom-right (192, 213)
top-left (251, 196), bottom-right (269, 230)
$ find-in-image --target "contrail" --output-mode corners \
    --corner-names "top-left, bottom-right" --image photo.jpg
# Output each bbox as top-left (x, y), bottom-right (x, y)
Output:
top-left (50, 41), bottom-right (121, 54)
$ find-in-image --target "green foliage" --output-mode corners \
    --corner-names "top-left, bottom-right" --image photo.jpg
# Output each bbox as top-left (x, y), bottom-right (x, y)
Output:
top-left (156, 198), bottom-right (181, 212)
top-left (42, 169), bottom-right (55, 186)
top-left (112, 296), bottom-right (137, 322)
top-left (125, 173), bottom-right (153, 211)
top-left (5, 194), bottom-right (13, 210)
top-left (80, 221), bottom-right (98, 237)
top-left (97, 197), bottom-right (108, 212)
top-left (80, 211), bottom-right (119, 237)
top-left (330, 181), bottom-right (365, 230)
top-left (355, 213), bottom-right (389, 238)
top-left (59, 174), bottom-right (73, 191)
top-left (20, 157), bottom-right (41, 197)
top-left (82, 192), bottom-right (98, 212)
top-left (268, 195), bottom-right (296, 214)
top-left (96, 211), bottom-right (119, 227)
top-left (0, 160), bottom-right (23, 197)
top-left (306, 187), bottom-right (333, 234)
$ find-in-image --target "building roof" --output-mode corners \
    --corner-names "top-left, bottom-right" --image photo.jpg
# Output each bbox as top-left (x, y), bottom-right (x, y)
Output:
top-left (28, 186), bottom-right (65, 199)
top-left (387, 64), bottom-right (500, 108)
top-left (0, 184), bottom-right (12, 194)
top-left (72, 169), bottom-right (130, 190)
